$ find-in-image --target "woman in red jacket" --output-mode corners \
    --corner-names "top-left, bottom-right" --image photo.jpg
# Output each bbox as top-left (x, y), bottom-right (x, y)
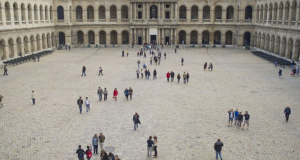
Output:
top-left (113, 88), bottom-right (118, 101)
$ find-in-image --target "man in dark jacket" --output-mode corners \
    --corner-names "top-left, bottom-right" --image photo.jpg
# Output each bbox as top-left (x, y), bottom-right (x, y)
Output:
top-left (76, 145), bottom-right (85, 160)
top-left (214, 139), bottom-right (223, 160)
top-left (284, 106), bottom-right (291, 122)
top-left (77, 97), bottom-right (83, 114)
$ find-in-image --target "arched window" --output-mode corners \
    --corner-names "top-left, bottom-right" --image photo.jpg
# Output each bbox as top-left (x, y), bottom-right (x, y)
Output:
top-left (57, 6), bottom-right (64, 20)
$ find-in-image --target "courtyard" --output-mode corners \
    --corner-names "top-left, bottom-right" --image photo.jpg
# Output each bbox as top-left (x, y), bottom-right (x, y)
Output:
top-left (0, 47), bottom-right (299, 160)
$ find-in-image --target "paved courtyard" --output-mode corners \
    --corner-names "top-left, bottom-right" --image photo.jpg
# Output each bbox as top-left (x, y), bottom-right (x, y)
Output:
top-left (0, 46), bottom-right (299, 160)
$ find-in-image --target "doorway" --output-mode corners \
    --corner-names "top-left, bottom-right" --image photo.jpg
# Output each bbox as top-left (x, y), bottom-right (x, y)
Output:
top-left (151, 35), bottom-right (156, 44)
top-left (138, 37), bottom-right (142, 45)
top-left (165, 37), bottom-right (170, 45)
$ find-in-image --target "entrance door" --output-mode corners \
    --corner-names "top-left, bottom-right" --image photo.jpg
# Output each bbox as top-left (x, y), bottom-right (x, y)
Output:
top-left (138, 37), bottom-right (142, 45)
top-left (165, 37), bottom-right (170, 45)
top-left (150, 35), bottom-right (156, 44)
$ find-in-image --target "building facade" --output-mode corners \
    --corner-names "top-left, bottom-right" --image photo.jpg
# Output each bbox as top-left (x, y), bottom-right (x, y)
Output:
top-left (0, 0), bottom-right (299, 61)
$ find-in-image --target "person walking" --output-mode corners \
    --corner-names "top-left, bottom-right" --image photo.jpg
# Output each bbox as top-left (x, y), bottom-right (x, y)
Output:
top-left (186, 72), bottom-right (190, 83)
top-left (153, 135), bottom-right (158, 158)
top-left (183, 72), bottom-right (187, 84)
top-left (103, 88), bottom-right (108, 101)
top-left (99, 67), bottom-right (103, 76)
top-left (76, 145), bottom-right (85, 160)
top-left (85, 146), bottom-right (93, 160)
top-left (177, 73), bottom-right (181, 83)
top-left (99, 133), bottom-right (105, 151)
top-left (82, 65), bottom-right (86, 76)
top-left (164, 52), bottom-right (166, 59)
top-left (3, 65), bottom-right (8, 75)
top-left (133, 113), bottom-right (140, 131)
top-left (129, 87), bottom-right (133, 100)
top-left (92, 134), bottom-right (98, 154)
top-left (237, 112), bottom-right (243, 128)
top-left (124, 88), bottom-right (129, 100)
top-left (181, 57), bottom-right (184, 66)
top-left (113, 88), bottom-right (118, 101)
top-left (147, 136), bottom-right (154, 157)
top-left (0, 94), bottom-right (3, 108)
top-left (85, 97), bottom-right (90, 113)
top-left (153, 69), bottom-right (157, 80)
top-left (31, 90), bottom-right (35, 105)
top-left (214, 139), bottom-right (224, 160)
top-left (284, 106), bottom-right (291, 122)
top-left (137, 60), bottom-right (141, 68)
top-left (171, 71), bottom-right (175, 82)
top-left (77, 97), bottom-right (83, 114)
top-left (97, 87), bottom-right (103, 101)
top-left (204, 62), bottom-right (207, 71)
top-left (228, 109), bottom-right (234, 127)
top-left (242, 111), bottom-right (250, 130)
top-left (166, 72), bottom-right (170, 82)
top-left (136, 69), bottom-right (140, 78)
top-left (278, 68), bottom-right (282, 78)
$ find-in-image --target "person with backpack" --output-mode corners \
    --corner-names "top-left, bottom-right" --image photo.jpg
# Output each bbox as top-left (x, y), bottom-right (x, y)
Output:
top-left (85, 145), bottom-right (93, 160)
top-left (76, 145), bottom-right (85, 160)
top-left (92, 134), bottom-right (98, 154)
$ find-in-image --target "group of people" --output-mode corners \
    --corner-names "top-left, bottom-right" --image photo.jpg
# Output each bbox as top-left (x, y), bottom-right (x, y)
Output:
top-left (228, 109), bottom-right (250, 130)
top-left (166, 71), bottom-right (190, 84)
top-left (204, 62), bottom-right (213, 71)
top-left (136, 69), bottom-right (157, 80)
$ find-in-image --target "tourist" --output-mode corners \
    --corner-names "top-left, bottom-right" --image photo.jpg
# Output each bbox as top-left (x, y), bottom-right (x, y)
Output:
top-left (3, 65), bottom-right (7, 76)
top-left (214, 139), bottom-right (224, 160)
top-left (228, 109), bottom-right (234, 126)
top-left (0, 94), bottom-right (3, 108)
top-left (242, 111), bottom-right (250, 130)
top-left (183, 72), bottom-right (187, 84)
top-left (234, 109), bottom-right (239, 125)
top-left (150, 57), bottom-right (153, 65)
top-left (31, 90), bottom-right (35, 105)
top-left (99, 67), bottom-right (103, 76)
top-left (113, 88), bottom-right (118, 101)
top-left (209, 63), bottom-right (213, 71)
top-left (133, 113), bottom-right (140, 131)
top-left (137, 60), bottom-right (140, 68)
top-left (164, 52), bottom-right (166, 59)
top-left (237, 112), bottom-right (243, 128)
top-left (136, 69), bottom-right (140, 78)
top-left (99, 132), bottom-right (105, 150)
top-left (181, 57), bottom-right (184, 66)
top-left (100, 150), bottom-right (108, 160)
top-left (76, 145), bottom-right (85, 160)
top-left (85, 97), bottom-right (90, 113)
top-left (82, 65), bottom-right (86, 76)
top-left (97, 87), bottom-right (103, 101)
top-left (278, 68), bottom-right (282, 78)
top-left (284, 106), bottom-right (291, 122)
top-left (204, 62), bottom-right (207, 71)
top-left (177, 73), bottom-right (181, 83)
top-left (85, 145), bottom-right (92, 160)
top-left (171, 71), bottom-right (175, 82)
top-left (166, 72), bottom-right (170, 82)
top-left (124, 88), bottom-right (129, 100)
top-left (129, 87), bottom-right (133, 100)
top-left (153, 69), bottom-right (157, 80)
top-left (103, 88), bottom-right (108, 101)
top-left (141, 69), bottom-right (144, 78)
top-left (153, 135), bottom-right (158, 158)
top-left (108, 152), bottom-right (115, 160)
top-left (92, 134), bottom-right (98, 154)
top-left (77, 97), bottom-right (83, 114)
top-left (115, 155), bottom-right (120, 160)
top-left (186, 72), bottom-right (190, 83)
top-left (147, 136), bottom-right (154, 157)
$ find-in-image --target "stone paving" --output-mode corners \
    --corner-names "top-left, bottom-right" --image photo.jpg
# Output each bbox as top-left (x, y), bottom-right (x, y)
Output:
top-left (0, 46), bottom-right (300, 160)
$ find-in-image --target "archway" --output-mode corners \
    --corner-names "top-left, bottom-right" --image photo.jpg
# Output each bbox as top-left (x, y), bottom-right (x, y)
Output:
top-left (99, 6), bottom-right (105, 19)
top-left (122, 30), bottom-right (129, 44)
top-left (110, 5), bottom-right (117, 19)
top-left (215, 6), bottom-right (222, 19)
top-left (179, 31), bottom-right (186, 44)
top-left (99, 31), bottom-right (106, 44)
top-left (87, 6), bottom-right (94, 20)
top-left (88, 31), bottom-right (95, 44)
top-left (214, 31), bottom-right (221, 44)
top-left (281, 37), bottom-right (286, 57)
top-left (8, 38), bottom-right (14, 58)
top-left (57, 6), bottom-right (64, 20)
top-left (59, 32), bottom-right (65, 45)
top-left (191, 6), bottom-right (198, 19)
top-left (77, 31), bottom-right (84, 44)
top-left (179, 6), bottom-right (186, 19)
top-left (150, 5), bottom-right (157, 19)
top-left (111, 31), bottom-right (117, 44)
top-left (203, 6), bottom-right (210, 19)
top-left (121, 5), bottom-right (128, 19)
top-left (245, 6), bottom-right (252, 19)
top-left (30, 35), bottom-right (35, 52)
top-left (0, 40), bottom-right (6, 60)
top-left (225, 31), bottom-right (233, 45)
top-left (76, 6), bottom-right (83, 19)
top-left (24, 36), bottom-right (29, 54)
top-left (227, 6), bottom-right (234, 19)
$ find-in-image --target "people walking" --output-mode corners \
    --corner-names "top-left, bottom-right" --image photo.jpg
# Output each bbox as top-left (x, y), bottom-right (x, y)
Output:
top-left (85, 146), bottom-right (92, 160)
top-left (171, 71), bottom-right (175, 82)
top-left (228, 109), bottom-right (234, 126)
top-left (3, 65), bottom-right (8, 75)
top-left (31, 90), bottom-right (35, 105)
top-left (136, 69), bottom-right (140, 78)
top-left (166, 72), bottom-right (170, 82)
top-left (99, 132), bottom-right (105, 151)
top-left (214, 139), bottom-right (224, 160)
top-left (0, 94), bottom-right (3, 108)
top-left (181, 57), bottom-right (184, 66)
top-left (133, 113), bottom-right (140, 131)
top-left (77, 97), bottom-right (83, 114)
top-left (113, 88), bottom-right (118, 101)
top-left (137, 60), bottom-right (140, 68)
top-left (129, 87), bottom-right (133, 100)
top-left (242, 111), bottom-right (250, 130)
top-left (99, 67), bottom-right (103, 76)
top-left (204, 62), bottom-right (207, 71)
top-left (124, 88), bottom-right (129, 100)
top-left (103, 88), bottom-right (108, 101)
top-left (153, 69), bottom-right (157, 80)
top-left (284, 106), bottom-right (291, 122)
top-left (186, 72), bottom-right (190, 83)
top-left (183, 72), bottom-right (187, 84)
top-left (82, 65), bottom-right (86, 76)
top-left (98, 87), bottom-right (103, 101)
top-left (147, 136), bottom-right (154, 157)
top-left (278, 68), bottom-right (282, 78)
top-left (92, 134), bottom-right (98, 154)
top-left (85, 97), bottom-right (90, 113)
top-left (76, 145), bottom-right (85, 160)
top-left (153, 135), bottom-right (158, 158)
top-left (177, 73), bottom-right (181, 83)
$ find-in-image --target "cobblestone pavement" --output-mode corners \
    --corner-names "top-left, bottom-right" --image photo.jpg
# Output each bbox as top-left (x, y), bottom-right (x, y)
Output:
top-left (0, 47), bottom-right (299, 160)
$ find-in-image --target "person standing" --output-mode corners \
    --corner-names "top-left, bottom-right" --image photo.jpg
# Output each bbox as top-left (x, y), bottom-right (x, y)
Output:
top-left (284, 106), bottom-right (291, 122)
top-left (147, 136), bottom-right (154, 157)
top-left (181, 57), bottom-right (184, 66)
top-left (242, 111), bottom-right (250, 130)
top-left (136, 69), bottom-right (140, 78)
top-left (92, 134), bottom-right (98, 154)
top-left (177, 73), bottom-right (181, 83)
top-left (103, 88), bottom-right (108, 101)
top-left (204, 62), bottom-right (207, 71)
top-left (77, 97), bottom-right (83, 114)
top-left (278, 68), bottom-right (282, 78)
top-left (129, 87), bottom-right (133, 100)
top-left (0, 94), bottom-right (3, 108)
top-left (76, 145), bottom-right (85, 160)
top-left (137, 60), bottom-right (140, 68)
top-left (171, 71), bottom-right (175, 82)
top-left (166, 72), bottom-right (170, 82)
top-left (31, 90), bottom-right (35, 105)
top-left (228, 109), bottom-right (234, 127)
top-left (85, 146), bottom-right (92, 160)
top-left (183, 72), bottom-right (187, 84)
top-left (186, 72), bottom-right (190, 83)
top-left (153, 135), bottom-right (158, 158)
top-left (3, 65), bottom-right (8, 75)
top-left (97, 87), bottom-right (103, 101)
top-left (124, 88), bottom-right (129, 100)
top-left (214, 139), bottom-right (224, 160)
top-left (113, 88), bottom-right (118, 101)
top-left (133, 113), bottom-right (140, 131)
top-left (99, 132), bottom-right (105, 151)
top-left (99, 67), bottom-right (103, 76)
top-left (82, 65), bottom-right (86, 76)
top-left (153, 69), bottom-right (157, 80)
top-left (85, 97), bottom-right (90, 113)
